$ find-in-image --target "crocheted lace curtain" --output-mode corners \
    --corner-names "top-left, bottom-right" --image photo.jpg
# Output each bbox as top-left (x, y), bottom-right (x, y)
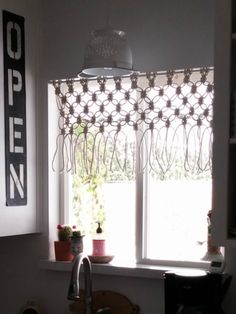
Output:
top-left (52, 68), bottom-right (213, 176)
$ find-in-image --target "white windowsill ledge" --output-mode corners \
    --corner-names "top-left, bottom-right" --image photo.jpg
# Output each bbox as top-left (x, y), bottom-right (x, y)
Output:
top-left (38, 259), bottom-right (209, 280)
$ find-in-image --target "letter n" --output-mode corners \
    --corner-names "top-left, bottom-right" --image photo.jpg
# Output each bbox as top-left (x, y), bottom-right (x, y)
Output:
top-left (9, 163), bottom-right (24, 199)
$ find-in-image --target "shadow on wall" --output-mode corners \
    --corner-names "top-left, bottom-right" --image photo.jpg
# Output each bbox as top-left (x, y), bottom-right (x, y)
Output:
top-left (0, 233), bottom-right (47, 311)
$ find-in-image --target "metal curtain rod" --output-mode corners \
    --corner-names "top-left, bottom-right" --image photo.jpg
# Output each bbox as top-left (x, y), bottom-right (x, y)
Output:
top-left (48, 66), bottom-right (214, 85)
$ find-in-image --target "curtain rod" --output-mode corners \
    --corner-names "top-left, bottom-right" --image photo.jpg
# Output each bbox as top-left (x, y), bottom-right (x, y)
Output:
top-left (48, 66), bottom-right (214, 85)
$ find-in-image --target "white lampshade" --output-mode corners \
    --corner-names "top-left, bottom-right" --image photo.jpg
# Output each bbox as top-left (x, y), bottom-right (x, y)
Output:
top-left (78, 26), bottom-right (134, 78)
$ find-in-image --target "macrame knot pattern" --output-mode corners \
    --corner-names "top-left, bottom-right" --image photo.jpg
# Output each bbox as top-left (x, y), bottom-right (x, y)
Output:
top-left (51, 67), bottom-right (214, 175)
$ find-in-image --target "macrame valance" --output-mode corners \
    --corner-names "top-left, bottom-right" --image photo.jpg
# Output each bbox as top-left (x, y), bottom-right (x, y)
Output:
top-left (51, 67), bottom-right (213, 176)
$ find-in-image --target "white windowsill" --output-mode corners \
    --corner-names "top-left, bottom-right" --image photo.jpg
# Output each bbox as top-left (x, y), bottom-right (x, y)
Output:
top-left (38, 259), bottom-right (210, 280)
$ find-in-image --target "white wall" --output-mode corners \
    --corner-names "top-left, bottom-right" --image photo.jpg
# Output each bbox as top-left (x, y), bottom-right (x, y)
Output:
top-left (3, 1), bottom-right (231, 314)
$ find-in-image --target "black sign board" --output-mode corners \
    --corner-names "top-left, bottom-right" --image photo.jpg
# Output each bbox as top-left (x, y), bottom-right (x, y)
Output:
top-left (3, 10), bottom-right (27, 206)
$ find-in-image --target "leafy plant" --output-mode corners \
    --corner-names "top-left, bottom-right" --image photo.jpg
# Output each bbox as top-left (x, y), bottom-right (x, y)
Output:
top-left (72, 173), bottom-right (106, 236)
top-left (72, 230), bottom-right (82, 239)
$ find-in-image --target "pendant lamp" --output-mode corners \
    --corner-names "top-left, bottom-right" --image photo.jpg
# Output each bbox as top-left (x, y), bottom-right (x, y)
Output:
top-left (78, 3), bottom-right (134, 78)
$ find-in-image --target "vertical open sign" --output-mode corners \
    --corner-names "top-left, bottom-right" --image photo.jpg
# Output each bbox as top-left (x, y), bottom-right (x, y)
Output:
top-left (3, 10), bottom-right (27, 206)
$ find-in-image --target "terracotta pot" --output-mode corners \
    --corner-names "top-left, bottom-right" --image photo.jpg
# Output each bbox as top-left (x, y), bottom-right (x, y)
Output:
top-left (54, 241), bottom-right (74, 261)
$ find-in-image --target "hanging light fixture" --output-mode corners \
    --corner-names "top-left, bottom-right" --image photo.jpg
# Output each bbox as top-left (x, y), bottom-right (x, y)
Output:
top-left (78, 2), bottom-right (134, 78)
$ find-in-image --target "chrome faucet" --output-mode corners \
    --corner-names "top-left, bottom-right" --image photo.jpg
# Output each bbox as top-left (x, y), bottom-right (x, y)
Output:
top-left (67, 253), bottom-right (92, 314)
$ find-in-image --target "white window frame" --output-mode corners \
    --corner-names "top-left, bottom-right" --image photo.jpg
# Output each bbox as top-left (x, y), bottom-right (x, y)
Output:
top-left (136, 162), bottom-right (210, 269)
top-left (56, 74), bottom-right (212, 270)
top-left (60, 161), bottom-right (210, 269)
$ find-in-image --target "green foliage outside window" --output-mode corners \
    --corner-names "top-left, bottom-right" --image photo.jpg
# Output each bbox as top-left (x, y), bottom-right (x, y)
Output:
top-left (72, 124), bottom-right (211, 236)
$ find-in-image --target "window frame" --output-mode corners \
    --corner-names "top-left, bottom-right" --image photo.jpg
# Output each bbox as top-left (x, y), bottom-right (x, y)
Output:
top-left (54, 70), bottom-right (214, 270)
top-left (60, 165), bottom-right (210, 269)
top-left (136, 167), bottom-right (210, 269)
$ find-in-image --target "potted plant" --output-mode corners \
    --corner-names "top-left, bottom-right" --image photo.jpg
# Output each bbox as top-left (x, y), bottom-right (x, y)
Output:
top-left (71, 227), bottom-right (84, 257)
top-left (54, 224), bottom-right (74, 261)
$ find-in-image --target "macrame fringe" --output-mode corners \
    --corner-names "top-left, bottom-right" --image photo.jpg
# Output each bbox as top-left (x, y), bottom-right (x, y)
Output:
top-left (51, 68), bottom-right (214, 176)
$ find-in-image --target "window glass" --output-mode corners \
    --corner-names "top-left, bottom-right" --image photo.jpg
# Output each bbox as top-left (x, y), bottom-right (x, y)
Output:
top-left (70, 164), bottom-right (136, 263)
top-left (145, 175), bottom-right (211, 262)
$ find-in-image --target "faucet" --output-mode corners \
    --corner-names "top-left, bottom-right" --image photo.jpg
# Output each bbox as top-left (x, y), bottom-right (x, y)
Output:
top-left (67, 253), bottom-right (92, 314)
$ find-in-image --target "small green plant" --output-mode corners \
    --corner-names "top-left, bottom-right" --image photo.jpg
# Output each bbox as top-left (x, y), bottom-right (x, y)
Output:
top-left (57, 224), bottom-right (72, 241)
top-left (72, 230), bottom-right (82, 239)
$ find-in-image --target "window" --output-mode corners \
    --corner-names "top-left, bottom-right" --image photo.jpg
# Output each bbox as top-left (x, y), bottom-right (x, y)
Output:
top-left (52, 68), bottom-right (214, 267)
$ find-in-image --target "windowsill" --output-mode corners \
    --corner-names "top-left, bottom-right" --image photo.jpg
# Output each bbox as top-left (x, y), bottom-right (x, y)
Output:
top-left (38, 259), bottom-right (210, 280)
